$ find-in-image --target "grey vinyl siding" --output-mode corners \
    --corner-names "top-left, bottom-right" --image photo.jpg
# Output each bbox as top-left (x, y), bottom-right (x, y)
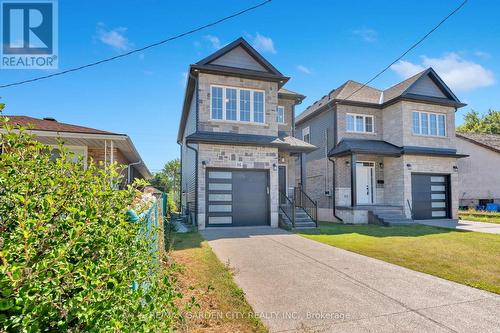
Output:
top-left (407, 75), bottom-right (447, 98)
top-left (181, 94), bottom-right (198, 215)
top-left (295, 107), bottom-right (335, 208)
top-left (211, 46), bottom-right (267, 72)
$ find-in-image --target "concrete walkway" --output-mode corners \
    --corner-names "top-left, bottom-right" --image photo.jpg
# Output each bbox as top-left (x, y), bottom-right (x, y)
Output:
top-left (417, 219), bottom-right (500, 234)
top-left (201, 227), bottom-right (500, 333)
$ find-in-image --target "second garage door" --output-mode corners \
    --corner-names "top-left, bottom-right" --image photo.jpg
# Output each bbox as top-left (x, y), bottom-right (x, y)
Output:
top-left (411, 174), bottom-right (450, 220)
top-left (206, 169), bottom-right (270, 227)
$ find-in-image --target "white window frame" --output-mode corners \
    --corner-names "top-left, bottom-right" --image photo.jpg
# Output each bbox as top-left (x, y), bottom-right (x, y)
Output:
top-left (302, 126), bottom-right (310, 143)
top-left (276, 105), bottom-right (285, 124)
top-left (412, 111), bottom-right (447, 137)
top-left (209, 85), bottom-right (266, 124)
top-left (346, 113), bottom-right (375, 134)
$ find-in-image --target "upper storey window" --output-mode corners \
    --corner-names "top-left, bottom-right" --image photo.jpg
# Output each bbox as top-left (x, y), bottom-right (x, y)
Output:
top-left (210, 85), bottom-right (265, 123)
top-left (412, 111), bottom-right (446, 137)
top-left (302, 126), bottom-right (310, 143)
top-left (346, 113), bottom-right (374, 133)
top-left (276, 106), bottom-right (285, 124)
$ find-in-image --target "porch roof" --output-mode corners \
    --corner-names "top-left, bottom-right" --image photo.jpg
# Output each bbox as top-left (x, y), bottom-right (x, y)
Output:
top-left (328, 139), bottom-right (401, 157)
top-left (186, 131), bottom-right (316, 153)
top-left (328, 138), bottom-right (469, 158)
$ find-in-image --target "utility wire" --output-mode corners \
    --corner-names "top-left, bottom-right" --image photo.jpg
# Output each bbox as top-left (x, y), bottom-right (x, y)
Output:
top-left (338, 0), bottom-right (468, 104)
top-left (0, 0), bottom-right (272, 89)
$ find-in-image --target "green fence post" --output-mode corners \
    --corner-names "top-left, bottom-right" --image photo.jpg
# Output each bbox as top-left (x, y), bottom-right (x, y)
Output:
top-left (162, 192), bottom-right (167, 218)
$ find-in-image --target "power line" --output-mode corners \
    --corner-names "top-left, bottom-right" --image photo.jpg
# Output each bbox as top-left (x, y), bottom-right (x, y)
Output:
top-left (338, 0), bottom-right (468, 104)
top-left (0, 0), bottom-right (272, 89)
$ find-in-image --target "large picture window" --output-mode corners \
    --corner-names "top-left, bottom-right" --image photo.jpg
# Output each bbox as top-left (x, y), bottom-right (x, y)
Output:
top-left (346, 113), bottom-right (374, 133)
top-left (210, 85), bottom-right (265, 123)
top-left (412, 111), bottom-right (446, 137)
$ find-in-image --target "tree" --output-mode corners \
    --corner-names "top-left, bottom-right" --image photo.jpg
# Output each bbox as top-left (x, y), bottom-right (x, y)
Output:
top-left (150, 159), bottom-right (180, 212)
top-left (457, 109), bottom-right (500, 134)
top-left (0, 119), bottom-right (180, 331)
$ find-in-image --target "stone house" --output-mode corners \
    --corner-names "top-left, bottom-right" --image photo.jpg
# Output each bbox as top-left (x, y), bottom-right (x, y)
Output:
top-left (2, 115), bottom-right (151, 185)
top-left (295, 69), bottom-right (468, 224)
top-left (456, 132), bottom-right (500, 208)
top-left (178, 38), bottom-right (316, 229)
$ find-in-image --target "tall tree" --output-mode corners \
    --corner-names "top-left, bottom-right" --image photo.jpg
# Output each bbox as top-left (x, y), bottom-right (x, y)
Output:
top-left (150, 158), bottom-right (180, 211)
top-left (457, 109), bottom-right (500, 134)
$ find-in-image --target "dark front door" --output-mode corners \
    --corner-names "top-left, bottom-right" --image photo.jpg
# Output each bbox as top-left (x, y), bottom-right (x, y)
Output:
top-left (278, 166), bottom-right (287, 204)
top-left (411, 174), bottom-right (450, 219)
top-left (206, 168), bottom-right (269, 227)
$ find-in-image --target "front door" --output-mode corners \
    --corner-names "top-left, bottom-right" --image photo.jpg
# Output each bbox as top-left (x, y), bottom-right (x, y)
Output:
top-left (278, 166), bottom-right (287, 204)
top-left (356, 162), bottom-right (374, 204)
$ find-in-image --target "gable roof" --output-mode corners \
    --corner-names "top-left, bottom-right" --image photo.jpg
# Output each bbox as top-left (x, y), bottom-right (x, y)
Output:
top-left (2, 116), bottom-right (122, 135)
top-left (456, 132), bottom-right (500, 154)
top-left (195, 37), bottom-right (284, 77)
top-left (296, 68), bottom-right (466, 125)
top-left (178, 37), bottom-right (293, 143)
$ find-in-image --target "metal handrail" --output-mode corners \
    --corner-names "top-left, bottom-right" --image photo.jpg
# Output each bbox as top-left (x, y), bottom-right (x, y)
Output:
top-left (294, 187), bottom-right (318, 227)
top-left (406, 199), bottom-right (413, 220)
top-left (279, 191), bottom-right (295, 228)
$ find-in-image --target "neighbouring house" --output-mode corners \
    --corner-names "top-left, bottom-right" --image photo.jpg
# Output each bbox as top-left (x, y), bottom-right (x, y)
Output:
top-left (1, 115), bottom-right (151, 185)
top-left (295, 68), bottom-right (468, 224)
top-left (456, 132), bottom-right (500, 208)
top-left (178, 37), bottom-right (316, 229)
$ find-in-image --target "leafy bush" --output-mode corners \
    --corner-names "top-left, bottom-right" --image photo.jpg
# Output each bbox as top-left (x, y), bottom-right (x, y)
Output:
top-left (0, 120), bottom-right (180, 332)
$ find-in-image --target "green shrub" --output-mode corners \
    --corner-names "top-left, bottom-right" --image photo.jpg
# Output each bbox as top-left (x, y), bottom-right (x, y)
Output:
top-left (0, 120), bottom-right (180, 332)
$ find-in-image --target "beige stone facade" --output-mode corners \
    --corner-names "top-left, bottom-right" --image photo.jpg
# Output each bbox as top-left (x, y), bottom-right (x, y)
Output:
top-left (196, 143), bottom-right (283, 229)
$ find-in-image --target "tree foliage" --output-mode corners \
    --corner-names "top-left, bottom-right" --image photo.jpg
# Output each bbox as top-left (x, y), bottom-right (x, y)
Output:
top-left (457, 109), bottom-right (500, 134)
top-left (150, 159), bottom-right (180, 213)
top-left (0, 120), bottom-right (180, 332)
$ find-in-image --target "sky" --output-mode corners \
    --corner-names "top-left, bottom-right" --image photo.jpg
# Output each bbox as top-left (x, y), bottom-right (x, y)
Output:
top-left (1, 0), bottom-right (499, 172)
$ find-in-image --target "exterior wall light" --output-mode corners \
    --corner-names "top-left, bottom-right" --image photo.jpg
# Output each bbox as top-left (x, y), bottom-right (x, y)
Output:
top-left (379, 162), bottom-right (384, 169)
top-left (345, 160), bottom-right (350, 166)
top-left (273, 163), bottom-right (277, 171)
top-left (453, 165), bottom-right (459, 172)
top-left (406, 163), bottom-right (412, 170)
top-left (201, 160), bottom-right (207, 168)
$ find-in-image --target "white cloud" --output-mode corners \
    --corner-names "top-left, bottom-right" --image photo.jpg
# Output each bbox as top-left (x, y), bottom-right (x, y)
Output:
top-left (180, 72), bottom-right (188, 87)
top-left (390, 60), bottom-right (425, 78)
top-left (204, 35), bottom-right (221, 50)
top-left (352, 28), bottom-right (378, 42)
top-left (96, 23), bottom-right (131, 51)
top-left (296, 65), bottom-right (311, 74)
top-left (251, 33), bottom-right (276, 54)
top-left (474, 50), bottom-right (491, 59)
top-left (390, 53), bottom-right (495, 92)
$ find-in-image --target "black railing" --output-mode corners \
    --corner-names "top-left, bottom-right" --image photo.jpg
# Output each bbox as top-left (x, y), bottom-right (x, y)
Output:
top-left (294, 186), bottom-right (318, 227)
top-left (279, 191), bottom-right (295, 228)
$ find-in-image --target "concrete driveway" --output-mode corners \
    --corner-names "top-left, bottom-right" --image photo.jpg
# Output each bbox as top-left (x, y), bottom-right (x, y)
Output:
top-left (417, 219), bottom-right (500, 234)
top-left (201, 227), bottom-right (500, 333)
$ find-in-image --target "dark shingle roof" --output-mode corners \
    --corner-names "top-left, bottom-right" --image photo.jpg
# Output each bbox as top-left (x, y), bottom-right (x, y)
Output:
top-left (456, 132), bottom-right (500, 153)
top-left (329, 138), bottom-right (468, 158)
top-left (186, 131), bottom-right (316, 152)
top-left (2, 116), bottom-right (121, 135)
top-left (296, 68), bottom-right (465, 126)
top-left (328, 139), bottom-right (401, 157)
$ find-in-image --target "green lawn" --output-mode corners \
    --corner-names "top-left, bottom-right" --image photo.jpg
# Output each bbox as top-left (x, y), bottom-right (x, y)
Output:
top-left (298, 223), bottom-right (500, 294)
top-left (170, 231), bottom-right (267, 333)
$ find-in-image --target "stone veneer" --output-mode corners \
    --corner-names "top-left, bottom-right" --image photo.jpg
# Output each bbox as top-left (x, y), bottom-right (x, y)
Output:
top-left (196, 143), bottom-right (280, 229)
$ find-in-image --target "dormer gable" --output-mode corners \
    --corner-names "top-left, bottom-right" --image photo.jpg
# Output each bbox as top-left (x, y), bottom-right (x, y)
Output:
top-left (404, 68), bottom-right (459, 101)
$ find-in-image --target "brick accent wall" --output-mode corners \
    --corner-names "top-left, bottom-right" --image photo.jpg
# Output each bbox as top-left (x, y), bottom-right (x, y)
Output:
top-left (197, 143), bottom-right (279, 229)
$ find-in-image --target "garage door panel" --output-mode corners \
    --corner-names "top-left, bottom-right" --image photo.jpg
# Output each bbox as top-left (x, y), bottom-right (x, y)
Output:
top-left (411, 173), bottom-right (450, 220)
top-left (206, 168), bottom-right (269, 227)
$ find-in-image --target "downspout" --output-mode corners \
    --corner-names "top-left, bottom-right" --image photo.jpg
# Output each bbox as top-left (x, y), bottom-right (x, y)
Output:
top-left (127, 161), bottom-right (142, 184)
top-left (330, 103), bottom-right (342, 221)
top-left (188, 71), bottom-right (200, 226)
top-left (178, 143), bottom-right (183, 214)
